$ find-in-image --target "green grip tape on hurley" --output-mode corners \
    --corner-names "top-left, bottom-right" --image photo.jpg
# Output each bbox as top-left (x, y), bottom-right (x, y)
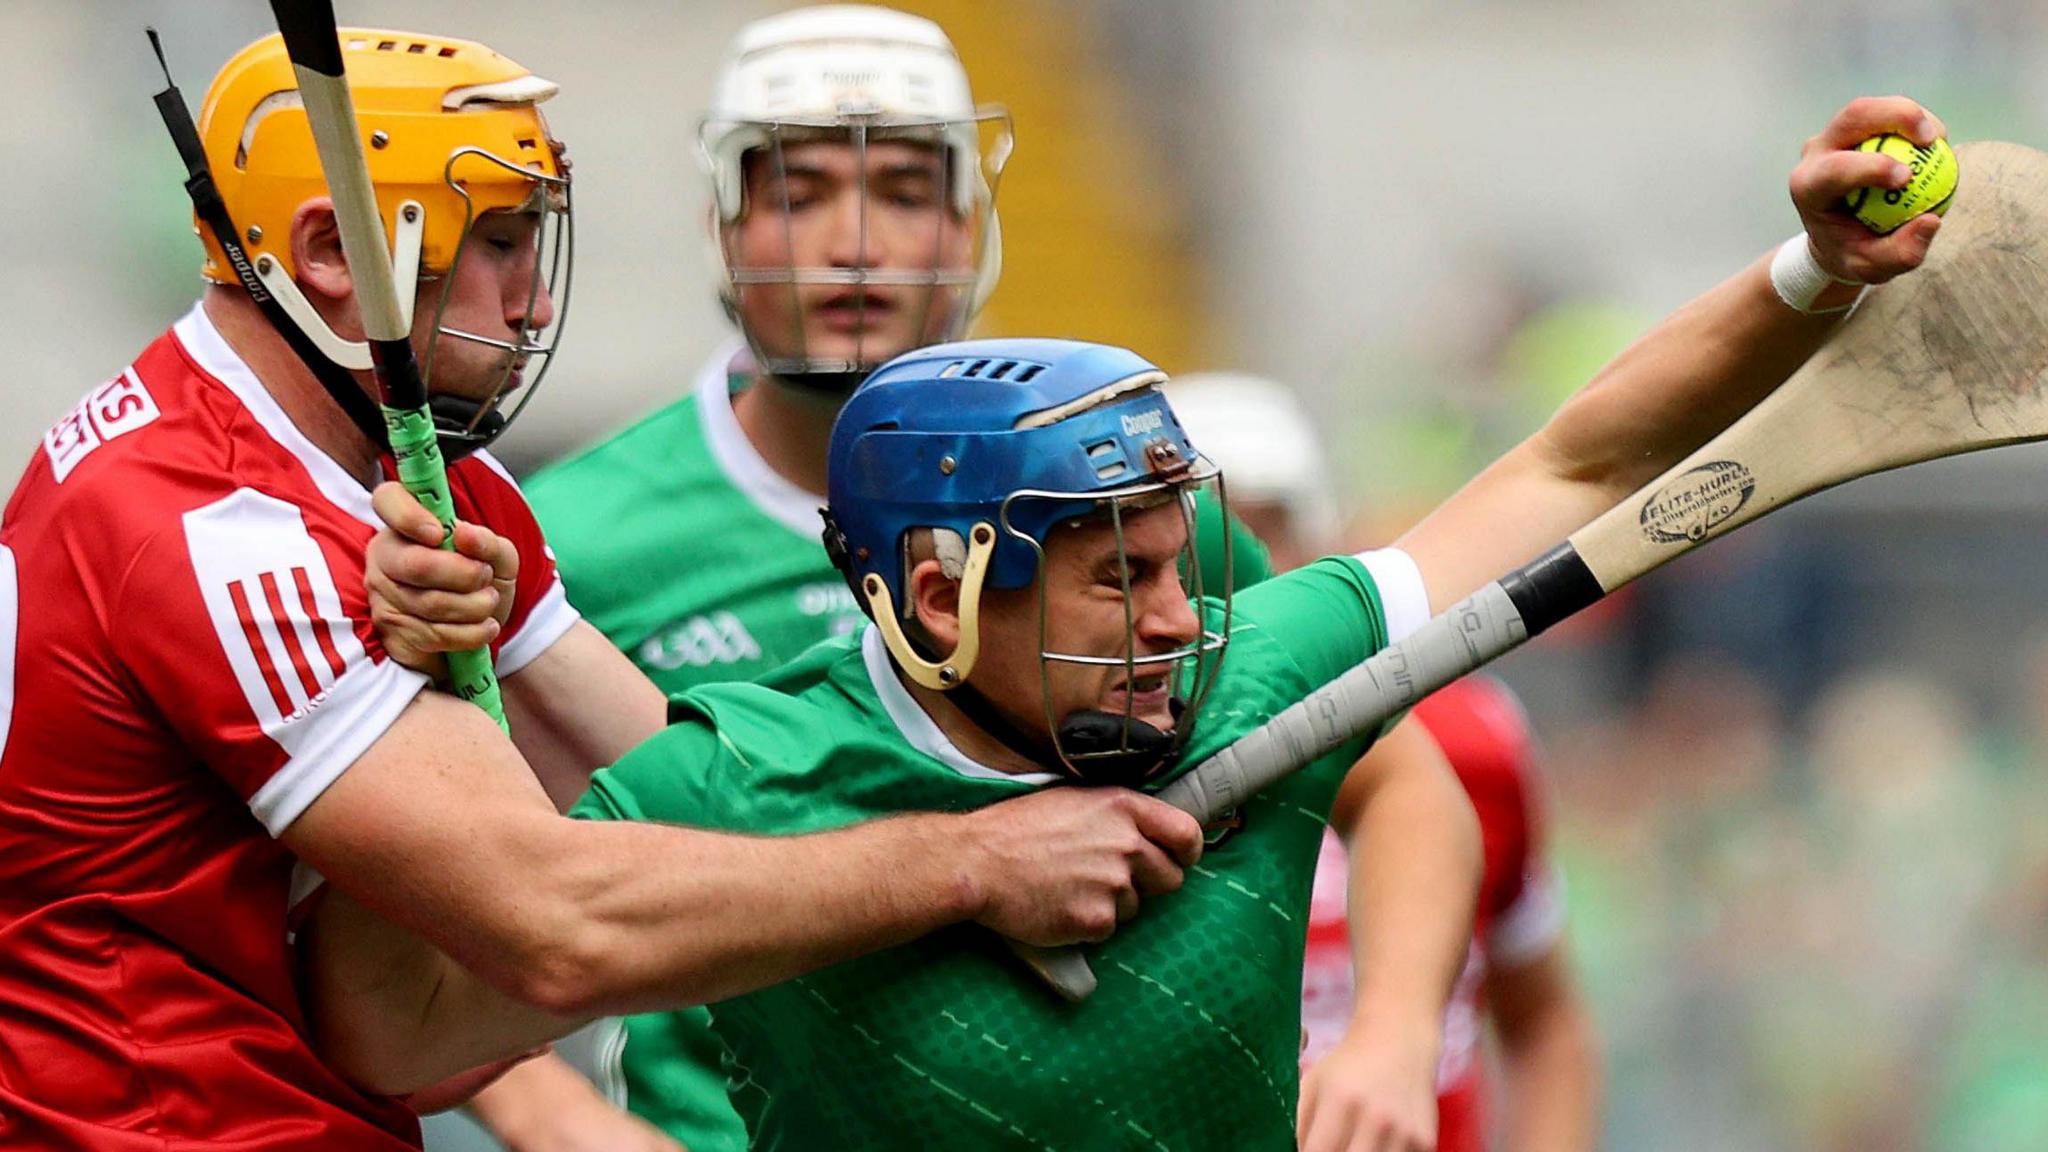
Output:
top-left (384, 405), bottom-right (509, 733)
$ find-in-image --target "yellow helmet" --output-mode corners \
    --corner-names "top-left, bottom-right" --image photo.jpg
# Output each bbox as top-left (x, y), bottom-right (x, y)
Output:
top-left (196, 27), bottom-right (562, 284)
top-left (191, 28), bottom-right (573, 455)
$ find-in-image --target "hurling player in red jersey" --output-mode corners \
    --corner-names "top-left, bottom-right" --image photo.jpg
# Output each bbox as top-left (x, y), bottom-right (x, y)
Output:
top-left (1172, 377), bottom-right (1603, 1152)
top-left (0, 28), bottom-right (1205, 1151)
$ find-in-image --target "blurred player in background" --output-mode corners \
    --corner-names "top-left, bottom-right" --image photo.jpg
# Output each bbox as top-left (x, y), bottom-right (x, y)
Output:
top-left (0, 25), bottom-right (1207, 1150)
top-left (1173, 374), bottom-right (1603, 1152)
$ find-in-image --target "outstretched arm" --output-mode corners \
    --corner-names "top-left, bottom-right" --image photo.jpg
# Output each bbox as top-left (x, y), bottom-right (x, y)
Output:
top-left (292, 688), bottom-right (1205, 1095)
top-left (1399, 97), bottom-right (1948, 611)
top-left (1297, 717), bottom-right (1481, 1152)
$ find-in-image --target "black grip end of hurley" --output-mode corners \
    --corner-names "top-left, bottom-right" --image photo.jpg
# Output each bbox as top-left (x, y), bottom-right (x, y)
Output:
top-left (1497, 542), bottom-right (1605, 637)
top-left (269, 1), bottom-right (346, 77)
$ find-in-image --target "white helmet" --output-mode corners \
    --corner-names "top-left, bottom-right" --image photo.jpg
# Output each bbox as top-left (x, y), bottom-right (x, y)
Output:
top-left (1166, 373), bottom-right (1341, 556)
top-left (701, 5), bottom-right (1011, 380)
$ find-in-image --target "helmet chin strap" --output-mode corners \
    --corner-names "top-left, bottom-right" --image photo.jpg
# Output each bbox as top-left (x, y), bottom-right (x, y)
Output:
top-left (1053, 698), bottom-right (1187, 788)
top-left (943, 679), bottom-right (1185, 788)
top-left (427, 395), bottom-right (508, 463)
top-left (772, 368), bottom-right (869, 397)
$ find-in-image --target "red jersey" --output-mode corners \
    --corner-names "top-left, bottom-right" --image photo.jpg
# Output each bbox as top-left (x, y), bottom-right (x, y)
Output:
top-left (0, 305), bottom-right (579, 1150)
top-left (1301, 676), bottom-right (1565, 1152)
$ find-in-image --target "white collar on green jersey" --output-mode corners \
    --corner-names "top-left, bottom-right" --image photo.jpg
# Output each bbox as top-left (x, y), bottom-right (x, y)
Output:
top-left (695, 340), bottom-right (830, 538)
top-left (862, 626), bottom-right (1063, 785)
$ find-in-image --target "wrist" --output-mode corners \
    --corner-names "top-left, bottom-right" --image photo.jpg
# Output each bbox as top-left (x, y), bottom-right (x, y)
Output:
top-left (1769, 233), bottom-right (1864, 314)
top-left (1347, 991), bottom-right (1444, 1060)
top-left (910, 810), bottom-right (992, 926)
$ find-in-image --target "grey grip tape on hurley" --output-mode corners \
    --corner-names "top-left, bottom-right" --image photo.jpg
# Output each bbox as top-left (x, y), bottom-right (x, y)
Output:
top-left (1157, 580), bottom-right (1531, 824)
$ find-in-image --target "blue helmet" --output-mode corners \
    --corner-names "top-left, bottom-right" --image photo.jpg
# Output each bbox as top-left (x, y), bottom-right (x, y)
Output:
top-left (822, 336), bottom-right (1232, 784)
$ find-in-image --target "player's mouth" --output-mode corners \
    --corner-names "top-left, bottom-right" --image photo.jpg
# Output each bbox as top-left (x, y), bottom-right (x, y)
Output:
top-left (813, 290), bottom-right (899, 334)
top-left (1104, 672), bottom-right (1173, 716)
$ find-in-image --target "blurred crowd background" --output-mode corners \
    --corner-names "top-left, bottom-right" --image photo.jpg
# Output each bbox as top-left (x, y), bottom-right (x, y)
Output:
top-left (11, 2), bottom-right (2048, 1148)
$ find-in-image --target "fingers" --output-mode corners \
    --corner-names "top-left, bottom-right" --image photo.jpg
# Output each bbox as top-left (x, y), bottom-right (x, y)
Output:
top-left (367, 537), bottom-right (496, 605)
top-left (1887, 210), bottom-right (1943, 266)
top-left (1121, 792), bottom-right (1205, 868)
top-left (1791, 148), bottom-right (1911, 209)
top-left (1790, 96), bottom-right (1951, 287)
top-left (452, 519), bottom-right (521, 582)
top-left (1124, 835), bottom-right (1186, 900)
top-left (1113, 883), bottom-right (1141, 925)
top-left (1297, 1065), bottom-right (1323, 1150)
top-left (374, 613), bottom-right (500, 663)
top-left (372, 480), bottom-right (444, 546)
top-left (1809, 95), bottom-right (1944, 152)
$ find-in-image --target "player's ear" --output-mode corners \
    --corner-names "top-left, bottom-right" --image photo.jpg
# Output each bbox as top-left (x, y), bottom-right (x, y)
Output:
top-left (907, 556), bottom-right (962, 653)
top-left (291, 198), bottom-right (355, 307)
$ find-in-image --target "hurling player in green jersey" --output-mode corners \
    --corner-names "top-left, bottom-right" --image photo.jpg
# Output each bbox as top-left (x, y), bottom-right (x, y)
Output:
top-left (523, 2), bottom-right (1008, 695)
top-left (514, 7), bottom-right (1455, 1145)
top-left (352, 97), bottom-right (1952, 1150)
top-left (569, 338), bottom-right (1475, 1150)
top-left (515, 9), bottom-right (1020, 1149)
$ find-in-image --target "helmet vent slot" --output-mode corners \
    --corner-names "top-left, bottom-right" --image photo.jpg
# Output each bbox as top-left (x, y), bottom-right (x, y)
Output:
top-left (1086, 440), bottom-right (1129, 481)
top-left (935, 358), bottom-right (1046, 382)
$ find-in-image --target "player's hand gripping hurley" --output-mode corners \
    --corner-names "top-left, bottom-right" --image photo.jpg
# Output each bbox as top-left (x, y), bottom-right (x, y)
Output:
top-left (268, 0), bottom-right (507, 731)
top-left (1023, 141), bottom-right (2048, 1000)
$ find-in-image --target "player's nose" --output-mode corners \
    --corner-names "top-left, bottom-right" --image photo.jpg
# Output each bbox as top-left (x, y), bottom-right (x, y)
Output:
top-left (1136, 574), bottom-right (1201, 648)
top-left (825, 187), bottom-right (882, 269)
top-left (507, 268), bottom-right (555, 333)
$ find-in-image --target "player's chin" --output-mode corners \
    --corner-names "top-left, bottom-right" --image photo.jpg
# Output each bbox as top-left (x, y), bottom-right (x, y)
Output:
top-left (800, 324), bottom-right (920, 366)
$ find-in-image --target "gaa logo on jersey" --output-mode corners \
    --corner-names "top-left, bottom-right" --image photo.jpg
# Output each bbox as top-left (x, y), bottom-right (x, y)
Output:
top-left (794, 581), bottom-right (865, 637)
top-left (637, 612), bottom-right (762, 670)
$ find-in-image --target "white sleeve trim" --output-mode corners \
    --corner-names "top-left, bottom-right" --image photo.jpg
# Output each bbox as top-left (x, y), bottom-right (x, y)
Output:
top-left (1354, 547), bottom-right (1431, 643)
top-left (1488, 864), bottom-right (1568, 969)
top-left (497, 575), bottom-right (580, 678)
top-left (248, 656), bottom-right (428, 836)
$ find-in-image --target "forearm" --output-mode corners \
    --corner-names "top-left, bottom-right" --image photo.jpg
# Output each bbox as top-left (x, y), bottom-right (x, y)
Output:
top-left (1339, 733), bottom-right (1482, 1048)
top-left (304, 809), bottom-right (982, 1090)
top-left (301, 888), bottom-right (578, 1095)
top-left (1399, 251), bottom-right (1851, 610)
top-left (526, 810), bottom-right (982, 1014)
top-left (1500, 1010), bottom-right (1602, 1152)
top-left (1493, 954), bottom-right (1603, 1152)
top-left (1535, 249), bottom-right (1854, 501)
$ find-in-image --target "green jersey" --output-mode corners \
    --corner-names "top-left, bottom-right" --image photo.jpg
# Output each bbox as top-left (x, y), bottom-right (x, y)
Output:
top-left (529, 345), bottom-right (843, 1151)
top-left (527, 344), bottom-right (865, 697)
top-left (573, 552), bottom-right (1428, 1150)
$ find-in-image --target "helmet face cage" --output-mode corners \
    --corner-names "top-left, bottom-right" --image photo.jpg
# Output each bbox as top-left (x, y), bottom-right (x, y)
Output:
top-left (424, 145), bottom-right (574, 450)
top-left (709, 108), bottom-right (1011, 379)
top-left (999, 462), bottom-right (1234, 781)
